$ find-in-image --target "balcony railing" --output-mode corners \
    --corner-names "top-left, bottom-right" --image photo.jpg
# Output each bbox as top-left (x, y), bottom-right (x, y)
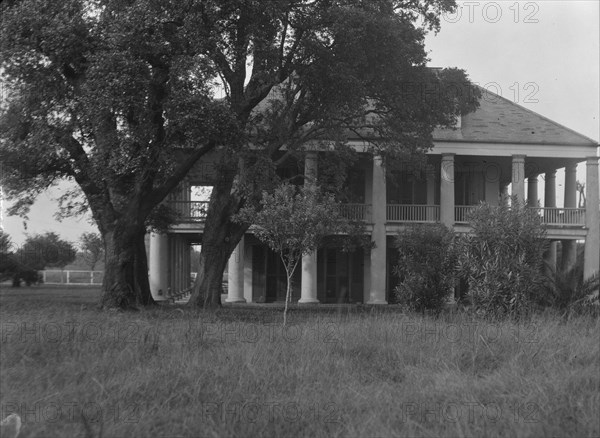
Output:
top-left (170, 201), bottom-right (209, 222)
top-left (339, 204), bottom-right (371, 221)
top-left (168, 201), bottom-right (586, 228)
top-left (530, 207), bottom-right (586, 225)
top-left (169, 201), bottom-right (372, 223)
top-left (387, 204), bottom-right (440, 223)
top-left (455, 205), bottom-right (476, 224)
top-left (455, 205), bottom-right (586, 226)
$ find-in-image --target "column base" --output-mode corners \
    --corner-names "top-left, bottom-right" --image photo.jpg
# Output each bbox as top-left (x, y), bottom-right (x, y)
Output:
top-left (366, 299), bottom-right (388, 305)
top-left (225, 297), bottom-right (247, 303)
top-left (298, 298), bottom-right (320, 304)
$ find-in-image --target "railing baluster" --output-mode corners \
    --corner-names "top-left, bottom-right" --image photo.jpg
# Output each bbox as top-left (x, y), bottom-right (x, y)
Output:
top-left (385, 204), bottom-right (440, 223)
top-left (533, 207), bottom-right (585, 225)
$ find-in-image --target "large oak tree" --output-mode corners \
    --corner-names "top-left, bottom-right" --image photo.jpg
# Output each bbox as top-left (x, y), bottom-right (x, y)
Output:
top-left (0, 0), bottom-right (237, 308)
top-left (184, 0), bottom-right (480, 307)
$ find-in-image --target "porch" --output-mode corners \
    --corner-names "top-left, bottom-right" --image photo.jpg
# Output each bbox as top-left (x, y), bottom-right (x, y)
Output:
top-left (152, 151), bottom-right (598, 305)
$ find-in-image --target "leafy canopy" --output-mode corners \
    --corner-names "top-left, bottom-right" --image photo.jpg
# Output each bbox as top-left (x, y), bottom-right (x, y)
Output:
top-left (79, 232), bottom-right (104, 270)
top-left (0, 0), bottom-right (237, 224)
top-left (19, 232), bottom-right (77, 270)
top-left (235, 183), bottom-right (351, 271)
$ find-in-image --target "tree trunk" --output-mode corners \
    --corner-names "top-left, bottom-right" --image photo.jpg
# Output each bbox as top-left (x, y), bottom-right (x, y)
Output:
top-left (188, 180), bottom-right (248, 309)
top-left (284, 274), bottom-right (292, 326)
top-left (188, 221), bottom-right (247, 309)
top-left (100, 224), bottom-right (155, 310)
top-left (283, 259), bottom-right (299, 326)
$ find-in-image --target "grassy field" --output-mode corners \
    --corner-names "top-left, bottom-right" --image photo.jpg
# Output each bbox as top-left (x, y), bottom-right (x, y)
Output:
top-left (0, 285), bottom-right (598, 438)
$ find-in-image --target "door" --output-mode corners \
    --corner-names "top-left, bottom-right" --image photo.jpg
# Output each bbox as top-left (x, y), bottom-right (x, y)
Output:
top-left (266, 250), bottom-right (287, 302)
top-left (318, 248), bottom-right (358, 303)
top-left (252, 246), bottom-right (266, 303)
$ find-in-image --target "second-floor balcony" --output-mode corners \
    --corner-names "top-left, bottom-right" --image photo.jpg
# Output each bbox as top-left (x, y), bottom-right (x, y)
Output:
top-left (170, 201), bottom-right (374, 223)
top-left (169, 201), bottom-right (587, 229)
top-left (454, 205), bottom-right (586, 226)
top-left (170, 201), bottom-right (210, 222)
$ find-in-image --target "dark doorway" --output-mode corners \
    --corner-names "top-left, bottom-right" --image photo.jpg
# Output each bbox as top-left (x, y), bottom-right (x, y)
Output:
top-left (252, 245), bottom-right (300, 303)
top-left (317, 248), bottom-right (364, 303)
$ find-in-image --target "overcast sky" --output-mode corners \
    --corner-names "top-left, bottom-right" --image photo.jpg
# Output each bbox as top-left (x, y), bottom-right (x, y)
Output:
top-left (2, 0), bottom-right (599, 246)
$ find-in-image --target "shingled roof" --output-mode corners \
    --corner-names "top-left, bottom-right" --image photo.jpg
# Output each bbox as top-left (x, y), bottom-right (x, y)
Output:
top-left (434, 86), bottom-right (598, 146)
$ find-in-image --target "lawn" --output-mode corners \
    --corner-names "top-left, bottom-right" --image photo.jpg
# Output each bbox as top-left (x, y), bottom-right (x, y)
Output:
top-left (1, 286), bottom-right (598, 437)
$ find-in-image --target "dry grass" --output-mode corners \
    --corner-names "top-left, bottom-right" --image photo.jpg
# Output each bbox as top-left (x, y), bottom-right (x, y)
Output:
top-left (1, 286), bottom-right (598, 437)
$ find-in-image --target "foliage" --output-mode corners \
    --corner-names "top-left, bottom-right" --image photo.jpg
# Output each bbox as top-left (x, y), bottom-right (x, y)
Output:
top-left (0, 230), bottom-right (73, 286)
top-left (79, 232), bottom-right (104, 271)
top-left (0, 230), bottom-right (17, 282)
top-left (570, 273), bottom-right (600, 314)
top-left (393, 224), bottom-right (456, 313)
top-left (456, 198), bottom-right (548, 318)
top-left (0, 0), bottom-right (237, 308)
top-left (19, 232), bottom-right (77, 270)
top-left (235, 183), bottom-right (357, 324)
top-left (0, 230), bottom-right (12, 255)
top-left (545, 262), bottom-right (599, 316)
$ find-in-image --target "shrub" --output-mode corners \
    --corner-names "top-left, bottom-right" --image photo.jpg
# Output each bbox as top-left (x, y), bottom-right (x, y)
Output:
top-left (456, 198), bottom-right (548, 318)
top-left (547, 265), bottom-right (599, 316)
top-left (393, 224), bottom-right (456, 313)
top-left (568, 272), bottom-right (599, 315)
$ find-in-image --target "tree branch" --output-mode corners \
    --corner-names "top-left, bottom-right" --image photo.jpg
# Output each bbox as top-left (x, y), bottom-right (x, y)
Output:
top-left (145, 141), bottom-right (217, 211)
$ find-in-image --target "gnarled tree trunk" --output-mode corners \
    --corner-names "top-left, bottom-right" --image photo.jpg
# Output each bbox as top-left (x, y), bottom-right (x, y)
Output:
top-left (100, 224), bottom-right (155, 310)
top-left (188, 177), bottom-right (248, 309)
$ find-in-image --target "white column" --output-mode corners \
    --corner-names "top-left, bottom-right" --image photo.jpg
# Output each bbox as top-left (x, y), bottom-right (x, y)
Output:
top-left (544, 170), bottom-right (557, 275)
top-left (363, 161), bottom-right (373, 303)
top-left (426, 164), bottom-right (436, 221)
top-left (561, 163), bottom-right (578, 273)
top-left (149, 233), bottom-right (169, 300)
top-left (300, 152), bottom-right (319, 304)
top-left (527, 175), bottom-right (538, 207)
top-left (243, 242), bottom-right (253, 303)
top-left (584, 157), bottom-right (599, 280)
top-left (564, 163), bottom-right (577, 209)
top-left (440, 153), bottom-right (455, 226)
top-left (173, 237), bottom-right (181, 291)
top-left (545, 170), bottom-right (557, 208)
top-left (226, 237), bottom-right (246, 303)
top-left (300, 252), bottom-right (318, 304)
top-left (368, 155), bottom-right (387, 304)
top-left (182, 240), bottom-right (191, 290)
top-left (512, 155), bottom-right (526, 204)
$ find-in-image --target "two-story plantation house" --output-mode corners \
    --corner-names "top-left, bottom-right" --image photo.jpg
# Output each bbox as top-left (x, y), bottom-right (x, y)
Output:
top-left (148, 89), bottom-right (599, 304)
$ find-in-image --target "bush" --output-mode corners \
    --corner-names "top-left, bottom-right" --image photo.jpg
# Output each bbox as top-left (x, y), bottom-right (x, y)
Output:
top-left (12, 269), bottom-right (42, 287)
top-left (456, 198), bottom-right (548, 318)
top-left (393, 224), bottom-right (456, 313)
top-left (546, 264), bottom-right (599, 316)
